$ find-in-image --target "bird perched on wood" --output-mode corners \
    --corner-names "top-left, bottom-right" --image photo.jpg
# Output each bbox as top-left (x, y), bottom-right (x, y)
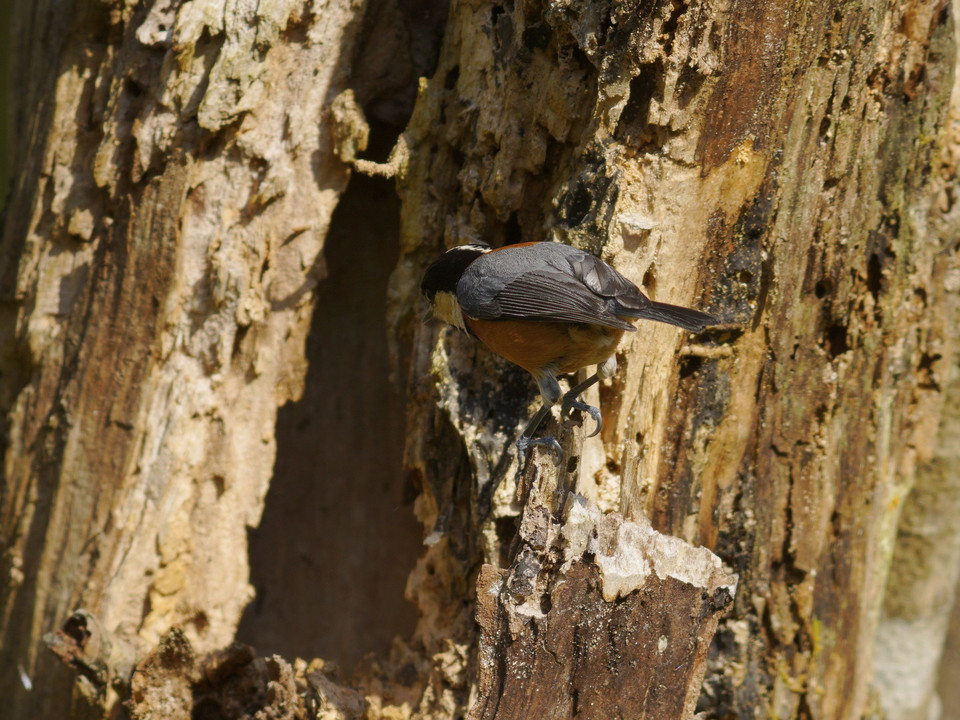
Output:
top-left (421, 241), bottom-right (717, 462)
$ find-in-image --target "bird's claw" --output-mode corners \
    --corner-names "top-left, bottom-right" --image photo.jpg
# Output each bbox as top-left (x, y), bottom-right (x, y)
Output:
top-left (516, 435), bottom-right (563, 468)
top-left (560, 398), bottom-right (603, 438)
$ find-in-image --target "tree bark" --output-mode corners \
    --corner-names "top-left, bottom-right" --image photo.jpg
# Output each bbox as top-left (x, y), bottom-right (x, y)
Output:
top-left (1, 0), bottom-right (958, 720)
top-left (393, 0), bottom-right (960, 718)
top-left (0, 0), bottom-right (366, 716)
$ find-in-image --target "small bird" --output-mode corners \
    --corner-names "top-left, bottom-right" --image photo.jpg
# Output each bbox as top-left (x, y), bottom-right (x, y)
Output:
top-left (420, 241), bottom-right (717, 461)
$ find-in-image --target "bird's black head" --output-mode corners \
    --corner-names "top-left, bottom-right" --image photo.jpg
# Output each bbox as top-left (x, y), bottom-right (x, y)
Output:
top-left (420, 242), bottom-right (492, 301)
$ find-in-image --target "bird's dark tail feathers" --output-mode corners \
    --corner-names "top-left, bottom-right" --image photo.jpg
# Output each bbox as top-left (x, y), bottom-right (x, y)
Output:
top-left (624, 301), bottom-right (718, 332)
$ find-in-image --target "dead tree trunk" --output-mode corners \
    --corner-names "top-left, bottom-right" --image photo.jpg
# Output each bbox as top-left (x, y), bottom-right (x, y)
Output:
top-left (392, 0), bottom-right (960, 718)
top-left (0, 1), bottom-right (366, 716)
top-left (0, 0), bottom-right (958, 719)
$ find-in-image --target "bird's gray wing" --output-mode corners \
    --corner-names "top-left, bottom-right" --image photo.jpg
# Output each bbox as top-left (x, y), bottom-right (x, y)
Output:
top-left (457, 246), bottom-right (636, 330)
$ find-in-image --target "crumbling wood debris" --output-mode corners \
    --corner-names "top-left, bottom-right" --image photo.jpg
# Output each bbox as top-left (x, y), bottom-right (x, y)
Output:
top-left (46, 617), bottom-right (367, 720)
top-left (470, 474), bottom-right (737, 720)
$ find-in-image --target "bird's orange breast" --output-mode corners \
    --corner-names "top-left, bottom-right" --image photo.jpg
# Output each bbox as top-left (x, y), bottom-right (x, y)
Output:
top-left (465, 317), bottom-right (627, 375)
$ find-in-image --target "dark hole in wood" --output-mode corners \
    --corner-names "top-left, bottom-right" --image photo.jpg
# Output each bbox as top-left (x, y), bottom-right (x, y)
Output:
top-left (867, 252), bottom-right (882, 301)
top-left (237, 121), bottom-right (420, 670)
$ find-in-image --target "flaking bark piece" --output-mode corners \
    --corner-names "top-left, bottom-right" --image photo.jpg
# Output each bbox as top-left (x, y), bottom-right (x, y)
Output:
top-left (470, 495), bottom-right (737, 720)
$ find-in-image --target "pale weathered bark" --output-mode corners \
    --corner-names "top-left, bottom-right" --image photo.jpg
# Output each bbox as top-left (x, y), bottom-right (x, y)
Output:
top-left (0, 0), bottom-right (368, 716)
top-left (2, 0), bottom-right (960, 719)
top-left (393, 0), bottom-right (960, 718)
top-left (872, 10), bottom-right (960, 716)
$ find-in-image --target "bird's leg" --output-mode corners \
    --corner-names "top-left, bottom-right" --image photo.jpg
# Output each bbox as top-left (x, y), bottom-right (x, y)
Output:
top-left (560, 355), bottom-right (617, 439)
top-left (516, 373), bottom-right (563, 468)
top-left (560, 374), bottom-right (602, 437)
top-left (516, 404), bottom-right (562, 461)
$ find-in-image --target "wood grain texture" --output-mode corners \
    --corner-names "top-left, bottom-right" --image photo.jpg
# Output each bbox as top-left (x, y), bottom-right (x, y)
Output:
top-left (0, 1), bottom-right (366, 716)
top-left (470, 491), bottom-right (736, 720)
top-left (393, 0), bottom-right (960, 718)
top-left (0, 0), bottom-right (957, 717)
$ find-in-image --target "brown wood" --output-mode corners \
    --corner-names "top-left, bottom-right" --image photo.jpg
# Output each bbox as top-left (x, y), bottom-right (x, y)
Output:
top-left (1, 0), bottom-right (958, 718)
top-left (394, 0), bottom-right (960, 719)
top-left (469, 483), bottom-right (736, 720)
top-left (0, 1), bottom-right (366, 716)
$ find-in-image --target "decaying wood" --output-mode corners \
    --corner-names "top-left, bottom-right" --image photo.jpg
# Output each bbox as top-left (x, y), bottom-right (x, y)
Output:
top-left (871, 19), bottom-right (960, 717)
top-left (394, 0), bottom-right (960, 718)
top-left (874, 333), bottom-right (960, 718)
top-left (470, 473), bottom-right (736, 720)
top-left (1, 0), bottom-right (959, 718)
top-left (0, 0), bottom-right (368, 716)
top-left (122, 627), bottom-right (366, 720)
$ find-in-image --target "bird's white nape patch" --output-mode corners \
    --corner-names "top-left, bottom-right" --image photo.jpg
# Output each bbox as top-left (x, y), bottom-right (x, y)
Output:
top-left (457, 242), bottom-right (494, 255)
top-left (433, 290), bottom-right (466, 331)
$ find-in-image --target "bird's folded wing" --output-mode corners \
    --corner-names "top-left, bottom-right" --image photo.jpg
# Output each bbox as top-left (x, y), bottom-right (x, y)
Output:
top-left (460, 270), bottom-right (635, 330)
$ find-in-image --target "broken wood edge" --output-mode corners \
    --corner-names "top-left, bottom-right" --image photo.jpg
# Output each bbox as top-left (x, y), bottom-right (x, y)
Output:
top-left (44, 618), bottom-right (374, 719)
top-left (470, 492), bottom-right (738, 720)
top-left (562, 495), bottom-right (738, 603)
